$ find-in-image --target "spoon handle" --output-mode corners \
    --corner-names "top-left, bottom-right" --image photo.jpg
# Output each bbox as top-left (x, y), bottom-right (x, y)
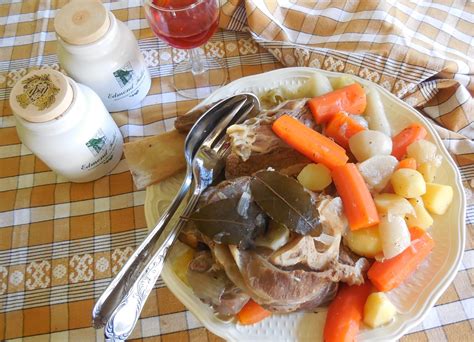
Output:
top-left (103, 190), bottom-right (202, 341)
top-left (92, 169), bottom-right (192, 330)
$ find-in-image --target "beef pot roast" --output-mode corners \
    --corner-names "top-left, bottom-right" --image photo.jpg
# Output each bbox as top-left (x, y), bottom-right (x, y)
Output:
top-left (183, 173), bottom-right (368, 314)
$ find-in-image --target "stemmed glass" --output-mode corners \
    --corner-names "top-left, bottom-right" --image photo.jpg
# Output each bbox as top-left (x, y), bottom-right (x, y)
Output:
top-left (143, 0), bottom-right (227, 98)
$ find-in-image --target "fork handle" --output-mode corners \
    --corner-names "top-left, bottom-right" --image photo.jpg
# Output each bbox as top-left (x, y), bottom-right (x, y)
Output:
top-left (104, 191), bottom-right (202, 341)
top-left (92, 170), bottom-right (192, 330)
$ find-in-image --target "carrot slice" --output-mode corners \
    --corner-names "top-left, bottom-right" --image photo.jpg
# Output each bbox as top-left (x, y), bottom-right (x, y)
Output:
top-left (237, 299), bottom-right (271, 325)
top-left (308, 83), bottom-right (367, 124)
top-left (272, 114), bottom-right (349, 169)
top-left (396, 157), bottom-right (417, 170)
top-left (325, 112), bottom-right (366, 149)
top-left (332, 163), bottom-right (380, 230)
top-left (391, 124), bottom-right (427, 160)
top-left (368, 228), bottom-right (434, 292)
top-left (409, 226), bottom-right (426, 241)
top-left (323, 281), bottom-right (373, 342)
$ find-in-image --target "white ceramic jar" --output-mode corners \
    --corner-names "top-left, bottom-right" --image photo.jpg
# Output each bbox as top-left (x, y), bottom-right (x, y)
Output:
top-left (54, 0), bottom-right (151, 112)
top-left (10, 69), bottom-right (123, 182)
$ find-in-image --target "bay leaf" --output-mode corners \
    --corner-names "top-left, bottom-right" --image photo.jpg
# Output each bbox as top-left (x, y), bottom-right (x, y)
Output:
top-left (188, 198), bottom-right (266, 248)
top-left (250, 170), bottom-right (320, 235)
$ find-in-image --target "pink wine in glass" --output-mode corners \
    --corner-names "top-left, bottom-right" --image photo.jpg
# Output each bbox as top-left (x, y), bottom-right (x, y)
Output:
top-left (144, 0), bottom-right (226, 98)
top-left (147, 0), bottom-right (219, 49)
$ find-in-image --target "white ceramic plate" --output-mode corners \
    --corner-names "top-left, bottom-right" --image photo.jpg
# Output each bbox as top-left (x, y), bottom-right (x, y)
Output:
top-left (144, 68), bottom-right (466, 341)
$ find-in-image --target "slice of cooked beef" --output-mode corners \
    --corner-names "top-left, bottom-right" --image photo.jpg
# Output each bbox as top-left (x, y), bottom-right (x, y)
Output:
top-left (229, 246), bottom-right (337, 311)
top-left (229, 244), bottom-right (368, 314)
top-left (225, 147), bottom-right (310, 179)
top-left (225, 99), bottom-right (316, 179)
top-left (265, 282), bottom-right (338, 313)
top-left (187, 250), bottom-right (249, 316)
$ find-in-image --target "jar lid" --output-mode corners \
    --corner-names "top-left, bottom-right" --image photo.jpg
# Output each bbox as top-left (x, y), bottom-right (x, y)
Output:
top-left (9, 69), bottom-right (74, 123)
top-left (54, 0), bottom-right (110, 45)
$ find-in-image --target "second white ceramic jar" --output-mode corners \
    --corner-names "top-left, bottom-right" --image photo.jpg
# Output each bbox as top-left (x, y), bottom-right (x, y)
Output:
top-left (55, 0), bottom-right (151, 112)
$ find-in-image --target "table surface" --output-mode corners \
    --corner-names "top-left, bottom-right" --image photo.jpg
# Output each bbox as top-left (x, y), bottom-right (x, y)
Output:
top-left (0, 1), bottom-right (473, 341)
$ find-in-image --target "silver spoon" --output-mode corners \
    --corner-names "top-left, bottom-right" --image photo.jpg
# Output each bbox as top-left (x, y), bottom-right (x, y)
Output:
top-left (92, 93), bottom-right (260, 339)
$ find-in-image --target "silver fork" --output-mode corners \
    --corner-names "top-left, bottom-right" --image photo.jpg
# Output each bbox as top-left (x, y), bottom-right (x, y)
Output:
top-left (101, 99), bottom-right (255, 341)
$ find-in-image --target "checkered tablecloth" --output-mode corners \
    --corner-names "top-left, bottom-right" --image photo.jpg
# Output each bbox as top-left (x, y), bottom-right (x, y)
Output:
top-left (0, 1), bottom-right (472, 341)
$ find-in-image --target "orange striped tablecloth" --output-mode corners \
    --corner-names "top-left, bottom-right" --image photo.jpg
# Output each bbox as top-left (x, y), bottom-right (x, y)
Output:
top-left (0, 1), bottom-right (473, 341)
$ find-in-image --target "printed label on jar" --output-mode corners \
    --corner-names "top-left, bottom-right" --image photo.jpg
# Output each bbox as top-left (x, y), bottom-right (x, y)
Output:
top-left (107, 60), bottom-right (147, 101)
top-left (81, 128), bottom-right (119, 170)
top-left (16, 73), bottom-right (60, 110)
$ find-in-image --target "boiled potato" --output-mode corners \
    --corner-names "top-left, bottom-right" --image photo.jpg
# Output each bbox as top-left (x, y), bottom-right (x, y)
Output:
top-left (422, 183), bottom-right (453, 215)
top-left (405, 197), bottom-right (433, 230)
top-left (390, 168), bottom-right (426, 198)
top-left (297, 163), bottom-right (332, 191)
top-left (349, 130), bottom-right (392, 162)
top-left (374, 193), bottom-right (415, 216)
top-left (358, 155), bottom-right (398, 193)
top-left (407, 139), bottom-right (441, 166)
top-left (345, 226), bottom-right (382, 257)
top-left (379, 214), bottom-right (410, 259)
top-left (418, 161), bottom-right (438, 182)
top-left (364, 292), bottom-right (397, 328)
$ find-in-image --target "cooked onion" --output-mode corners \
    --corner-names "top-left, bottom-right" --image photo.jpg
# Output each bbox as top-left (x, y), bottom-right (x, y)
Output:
top-left (379, 214), bottom-right (411, 259)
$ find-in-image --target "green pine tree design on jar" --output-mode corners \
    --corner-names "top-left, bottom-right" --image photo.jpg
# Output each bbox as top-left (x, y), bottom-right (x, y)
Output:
top-left (113, 62), bottom-right (134, 88)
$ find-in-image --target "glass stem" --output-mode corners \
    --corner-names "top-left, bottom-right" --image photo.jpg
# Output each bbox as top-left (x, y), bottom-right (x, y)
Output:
top-left (189, 48), bottom-right (205, 75)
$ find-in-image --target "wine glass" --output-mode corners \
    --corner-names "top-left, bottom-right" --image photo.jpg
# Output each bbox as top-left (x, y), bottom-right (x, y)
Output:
top-left (143, 0), bottom-right (227, 99)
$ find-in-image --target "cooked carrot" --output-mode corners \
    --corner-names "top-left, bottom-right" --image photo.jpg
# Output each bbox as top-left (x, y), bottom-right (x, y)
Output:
top-left (391, 124), bottom-right (427, 160)
top-left (368, 228), bottom-right (434, 292)
top-left (237, 299), bottom-right (271, 325)
top-left (325, 112), bottom-right (366, 149)
top-left (396, 157), bottom-right (417, 170)
top-left (272, 114), bottom-right (349, 169)
top-left (332, 163), bottom-right (380, 230)
top-left (308, 83), bottom-right (367, 124)
top-left (409, 226), bottom-right (426, 241)
top-left (323, 281), bottom-right (373, 342)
